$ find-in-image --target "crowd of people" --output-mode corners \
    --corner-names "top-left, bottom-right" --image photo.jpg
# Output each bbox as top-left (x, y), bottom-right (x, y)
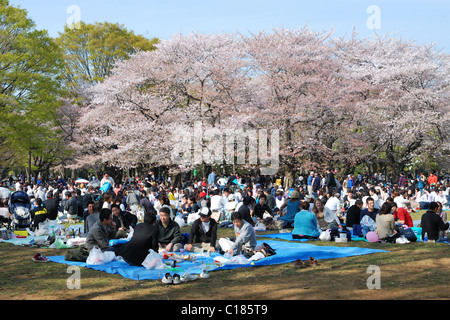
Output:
top-left (1, 168), bottom-right (449, 265)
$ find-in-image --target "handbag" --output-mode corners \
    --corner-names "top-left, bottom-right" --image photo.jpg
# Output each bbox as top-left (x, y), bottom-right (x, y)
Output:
top-left (211, 210), bottom-right (222, 223)
top-left (402, 228), bottom-right (417, 242)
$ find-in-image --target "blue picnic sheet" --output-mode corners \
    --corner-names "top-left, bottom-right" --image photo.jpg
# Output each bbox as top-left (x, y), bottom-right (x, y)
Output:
top-left (47, 239), bottom-right (388, 280)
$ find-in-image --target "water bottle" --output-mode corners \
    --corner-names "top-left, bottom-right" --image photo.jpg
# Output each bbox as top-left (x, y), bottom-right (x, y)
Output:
top-left (424, 232), bottom-right (428, 242)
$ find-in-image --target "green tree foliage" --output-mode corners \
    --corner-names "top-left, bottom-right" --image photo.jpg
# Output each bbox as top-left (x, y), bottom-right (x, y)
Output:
top-left (0, 0), bottom-right (67, 179)
top-left (56, 21), bottom-right (159, 95)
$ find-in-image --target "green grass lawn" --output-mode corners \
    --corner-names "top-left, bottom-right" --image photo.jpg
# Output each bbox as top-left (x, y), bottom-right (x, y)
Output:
top-left (0, 210), bottom-right (448, 300)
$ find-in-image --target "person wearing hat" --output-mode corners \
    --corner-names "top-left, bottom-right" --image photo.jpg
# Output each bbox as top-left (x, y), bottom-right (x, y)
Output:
top-left (278, 190), bottom-right (301, 227)
top-left (184, 207), bottom-right (218, 253)
top-left (198, 191), bottom-right (208, 208)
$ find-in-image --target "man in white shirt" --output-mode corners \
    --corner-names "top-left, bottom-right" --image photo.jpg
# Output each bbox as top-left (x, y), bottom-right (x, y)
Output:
top-left (210, 189), bottom-right (225, 212)
top-left (325, 193), bottom-right (341, 215)
top-left (100, 173), bottom-right (114, 188)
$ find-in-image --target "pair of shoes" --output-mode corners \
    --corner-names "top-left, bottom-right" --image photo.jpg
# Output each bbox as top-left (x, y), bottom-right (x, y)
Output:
top-left (162, 273), bottom-right (173, 284)
top-left (303, 257), bottom-right (318, 267)
top-left (162, 272), bottom-right (198, 285)
top-left (32, 252), bottom-right (49, 262)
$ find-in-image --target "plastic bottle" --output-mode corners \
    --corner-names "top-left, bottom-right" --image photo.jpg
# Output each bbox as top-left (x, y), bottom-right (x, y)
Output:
top-left (424, 232), bottom-right (428, 242)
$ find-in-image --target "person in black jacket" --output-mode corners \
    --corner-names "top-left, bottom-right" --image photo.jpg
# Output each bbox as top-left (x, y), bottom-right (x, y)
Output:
top-left (44, 191), bottom-right (60, 220)
top-left (325, 168), bottom-right (336, 193)
top-left (115, 211), bottom-right (158, 266)
top-left (345, 200), bottom-right (363, 230)
top-left (111, 204), bottom-right (137, 238)
top-left (421, 202), bottom-right (449, 241)
top-left (184, 207), bottom-right (218, 253)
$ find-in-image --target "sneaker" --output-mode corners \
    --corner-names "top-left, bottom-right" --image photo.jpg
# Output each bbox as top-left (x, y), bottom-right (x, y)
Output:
top-left (172, 273), bottom-right (181, 285)
top-left (200, 270), bottom-right (210, 279)
top-left (161, 273), bottom-right (173, 284)
top-left (32, 252), bottom-right (49, 262)
top-left (180, 272), bottom-right (198, 283)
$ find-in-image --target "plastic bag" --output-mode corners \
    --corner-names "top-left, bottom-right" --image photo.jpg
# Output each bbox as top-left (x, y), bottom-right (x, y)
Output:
top-left (126, 226), bottom-right (134, 240)
top-left (319, 230), bottom-right (331, 241)
top-left (52, 238), bottom-right (71, 249)
top-left (142, 249), bottom-right (166, 270)
top-left (218, 237), bottom-right (234, 253)
top-left (86, 246), bottom-right (116, 265)
top-left (174, 215), bottom-right (186, 228)
top-left (254, 222), bottom-right (266, 231)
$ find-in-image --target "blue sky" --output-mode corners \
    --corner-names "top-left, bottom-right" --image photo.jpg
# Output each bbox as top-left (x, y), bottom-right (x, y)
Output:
top-left (10, 0), bottom-right (450, 52)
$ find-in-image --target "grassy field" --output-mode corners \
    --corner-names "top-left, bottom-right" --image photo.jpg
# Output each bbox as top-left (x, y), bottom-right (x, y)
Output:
top-left (0, 211), bottom-right (449, 300)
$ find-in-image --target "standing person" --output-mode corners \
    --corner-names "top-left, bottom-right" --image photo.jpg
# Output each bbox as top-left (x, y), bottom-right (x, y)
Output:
top-left (427, 172), bottom-right (438, 188)
top-left (100, 173), bottom-right (115, 190)
top-left (115, 210), bottom-right (158, 266)
top-left (312, 173), bottom-right (321, 195)
top-left (184, 207), bottom-right (218, 253)
top-left (307, 171), bottom-right (314, 196)
top-left (325, 168), bottom-right (336, 193)
top-left (207, 170), bottom-right (216, 189)
top-left (156, 207), bottom-right (183, 252)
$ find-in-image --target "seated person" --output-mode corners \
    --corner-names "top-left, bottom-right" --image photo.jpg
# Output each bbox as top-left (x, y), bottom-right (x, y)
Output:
top-left (85, 208), bottom-right (117, 252)
top-left (391, 202), bottom-right (413, 228)
top-left (30, 198), bottom-right (47, 231)
top-left (292, 201), bottom-right (321, 240)
top-left (375, 202), bottom-right (395, 240)
top-left (253, 194), bottom-right (272, 220)
top-left (43, 191), bottom-right (60, 221)
top-left (421, 202), bottom-right (449, 242)
top-left (345, 200), bottom-right (363, 230)
top-left (279, 191), bottom-right (300, 226)
top-left (184, 207), bottom-right (218, 253)
top-left (187, 195), bottom-right (200, 214)
top-left (238, 196), bottom-right (256, 227)
top-left (0, 199), bottom-right (10, 224)
top-left (226, 211), bottom-right (257, 256)
top-left (156, 206), bottom-right (183, 252)
top-left (84, 201), bottom-right (100, 234)
top-left (111, 204), bottom-right (137, 238)
top-left (115, 210), bottom-right (158, 266)
top-left (360, 197), bottom-right (379, 222)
